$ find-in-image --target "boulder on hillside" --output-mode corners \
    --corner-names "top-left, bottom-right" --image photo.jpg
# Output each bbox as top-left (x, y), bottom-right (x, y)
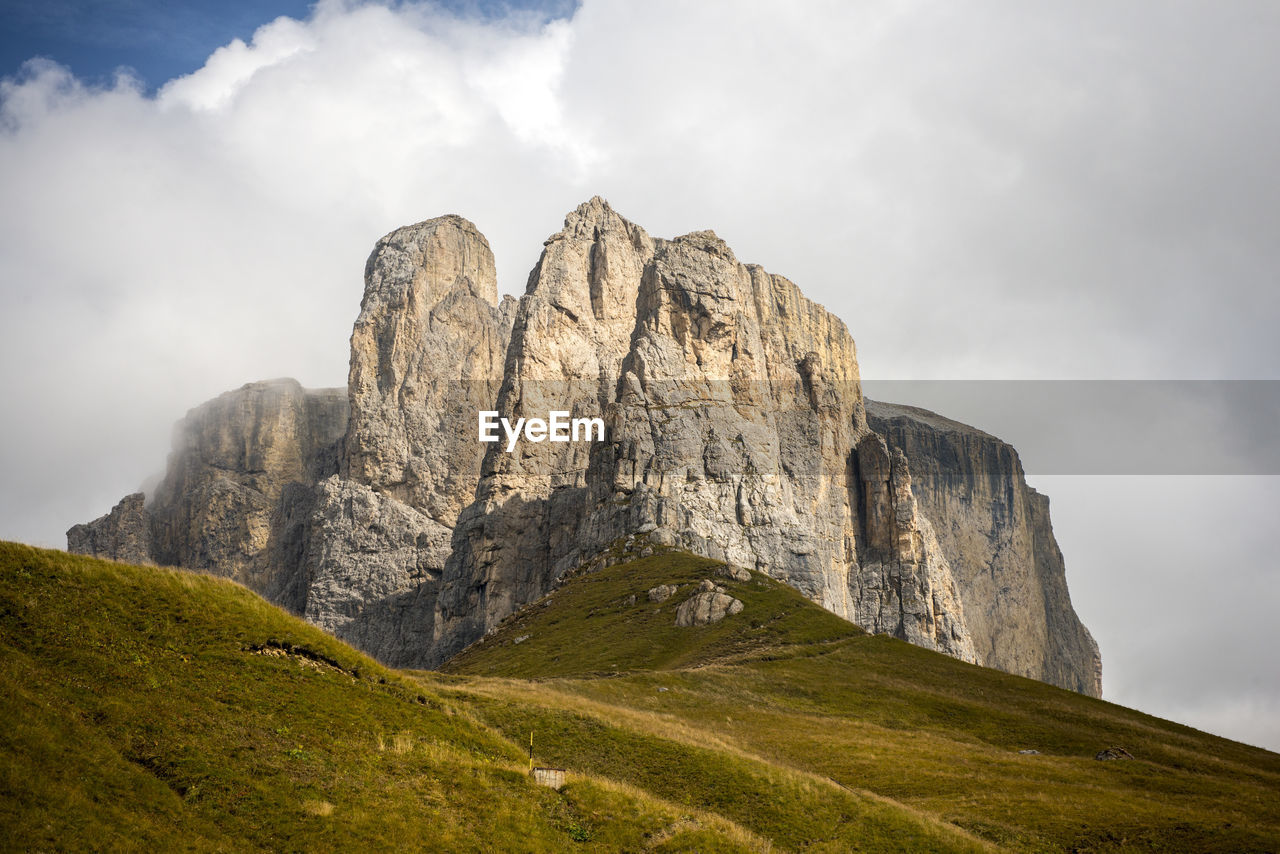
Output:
top-left (675, 580), bottom-right (744, 627)
top-left (648, 584), bottom-right (678, 603)
top-left (1095, 747), bottom-right (1135, 761)
top-left (715, 564), bottom-right (750, 582)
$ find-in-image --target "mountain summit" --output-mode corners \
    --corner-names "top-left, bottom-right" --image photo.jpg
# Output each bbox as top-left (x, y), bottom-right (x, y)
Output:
top-left (69, 198), bottom-right (1099, 695)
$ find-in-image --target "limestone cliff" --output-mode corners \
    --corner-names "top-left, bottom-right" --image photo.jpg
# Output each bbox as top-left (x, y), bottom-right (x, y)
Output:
top-left (147, 378), bottom-right (347, 610)
top-left (342, 215), bottom-right (513, 519)
top-left (865, 400), bottom-right (1101, 696)
top-left (69, 199), bottom-right (1099, 695)
top-left (66, 217), bottom-right (513, 666)
top-left (435, 198), bottom-right (658, 658)
top-left (67, 493), bottom-right (152, 567)
top-left (852, 433), bottom-right (975, 662)
top-left (435, 204), bottom-right (976, 667)
top-left (302, 215), bottom-right (513, 665)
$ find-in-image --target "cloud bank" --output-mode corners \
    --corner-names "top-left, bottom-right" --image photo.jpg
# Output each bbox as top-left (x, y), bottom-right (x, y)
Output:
top-left (1, 0), bottom-right (1277, 749)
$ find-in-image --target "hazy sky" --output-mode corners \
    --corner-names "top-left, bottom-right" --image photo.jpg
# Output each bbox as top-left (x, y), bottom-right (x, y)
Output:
top-left (1, 0), bottom-right (1277, 750)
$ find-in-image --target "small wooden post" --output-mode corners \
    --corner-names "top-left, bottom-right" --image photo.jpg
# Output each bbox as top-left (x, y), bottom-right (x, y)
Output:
top-left (528, 730), bottom-right (534, 771)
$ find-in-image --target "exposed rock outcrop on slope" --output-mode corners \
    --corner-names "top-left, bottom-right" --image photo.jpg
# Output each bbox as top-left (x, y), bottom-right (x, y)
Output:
top-left (67, 493), bottom-right (152, 567)
top-left (674, 579), bottom-right (745, 627)
top-left (69, 198), bottom-right (1100, 695)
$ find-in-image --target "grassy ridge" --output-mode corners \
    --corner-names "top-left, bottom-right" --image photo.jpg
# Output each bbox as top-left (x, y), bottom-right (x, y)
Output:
top-left (3, 542), bottom-right (1279, 851)
top-left (441, 551), bottom-right (864, 678)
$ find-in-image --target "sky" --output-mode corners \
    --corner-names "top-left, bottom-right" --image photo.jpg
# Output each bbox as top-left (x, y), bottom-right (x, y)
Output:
top-left (1, 0), bottom-right (1277, 750)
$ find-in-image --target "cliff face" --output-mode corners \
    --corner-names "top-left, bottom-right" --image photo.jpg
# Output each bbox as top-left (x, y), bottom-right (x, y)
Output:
top-left (434, 199), bottom-right (656, 658)
top-left (865, 400), bottom-right (1101, 696)
top-left (434, 203), bottom-right (974, 666)
top-left (69, 199), bottom-right (1100, 695)
top-left (67, 493), bottom-right (152, 567)
top-left (341, 215), bottom-right (515, 518)
top-left (583, 229), bottom-right (870, 613)
top-left (300, 215), bottom-right (514, 665)
top-left (149, 378), bottom-right (347, 610)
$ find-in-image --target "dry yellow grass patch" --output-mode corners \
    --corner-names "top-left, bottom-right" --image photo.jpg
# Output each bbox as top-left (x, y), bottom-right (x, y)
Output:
top-left (447, 677), bottom-right (1000, 852)
top-left (573, 774), bottom-right (775, 853)
top-left (301, 799), bottom-right (334, 817)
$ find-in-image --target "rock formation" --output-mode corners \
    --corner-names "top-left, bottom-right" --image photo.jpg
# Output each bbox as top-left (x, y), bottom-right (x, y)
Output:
top-left (341, 215), bottom-right (515, 516)
top-left (148, 378), bottom-right (346, 611)
top-left (648, 584), bottom-right (677, 603)
top-left (433, 202), bottom-right (975, 667)
top-left (865, 400), bottom-right (1101, 695)
top-left (674, 579), bottom-right (745, 627)
top-left (434, 199), bottom-right (655, 658)
top-left (852, 432), bottom-right (976, 662)
top-left (300, 215), bottom-right (514, 664)
top-left (67, 493), bottom-right (152, 566)
top-left (69, 198), bottom-right (1101, 696)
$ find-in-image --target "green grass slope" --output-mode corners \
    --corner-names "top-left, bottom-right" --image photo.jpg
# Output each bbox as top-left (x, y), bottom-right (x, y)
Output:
top-left (0, 543), bottom-right (767, 852)
top-left (442, 551), bottom-right (864, 678)
top-left (3, 542), bottom-right (1279, 852)
top-left (442, 553), bottom-right (1280, 852)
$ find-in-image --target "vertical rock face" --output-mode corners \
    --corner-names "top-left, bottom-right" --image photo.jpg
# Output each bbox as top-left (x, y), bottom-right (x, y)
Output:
top-left (147, 378), bottom-right (348, 608)
top-left (852, 434), bottom-right (975, 661)
top-left (435, 198), bottom-right (656, 658)
top-left (66, 493), bottom-right (152, 566)
top-left (304, 215), bottom-right (513, 666)
top-left (69, 199), bottom-right (1100, 695)
top-left (434, 202), bottom-right (975, 667)
top-left (587, 229), bottom-right (870, 613)
top-left (67, 217), bottom-right (515, 667)
top-left (302, 476), bottom-right (450, 663)
top-left (865, 400), bottom-right (1101, 696)
top-left (342, 215), bottom-right (512, 522)
top-left (1028, 490), bottom-right (1104, 697)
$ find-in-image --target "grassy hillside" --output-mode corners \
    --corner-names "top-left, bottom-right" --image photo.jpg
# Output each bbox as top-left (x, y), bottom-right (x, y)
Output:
top-left (442, 551), bottom-right (864, 678)
top-left (3, 542), bottom-right (1279, 851)
top-left (0, 544), bottom-right (764, 851)
top-left (442, 554), bottom-right (1280, 852)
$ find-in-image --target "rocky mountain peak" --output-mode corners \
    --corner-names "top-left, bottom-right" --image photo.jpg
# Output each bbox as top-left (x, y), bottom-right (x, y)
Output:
top-left (343, 214), bottom-right (506, 513)
top-left (68, 198), bottom-right (1101, 695)
top-left (362, 214), bottom-right (498, 309)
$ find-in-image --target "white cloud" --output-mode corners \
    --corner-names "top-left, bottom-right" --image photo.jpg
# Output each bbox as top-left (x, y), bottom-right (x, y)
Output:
top-left (159, 16), bottom-right (316, 112)
top-left (0, 0), bottom-right (592, 555)
top-left (1, 0), bottom-right (1278, 750)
